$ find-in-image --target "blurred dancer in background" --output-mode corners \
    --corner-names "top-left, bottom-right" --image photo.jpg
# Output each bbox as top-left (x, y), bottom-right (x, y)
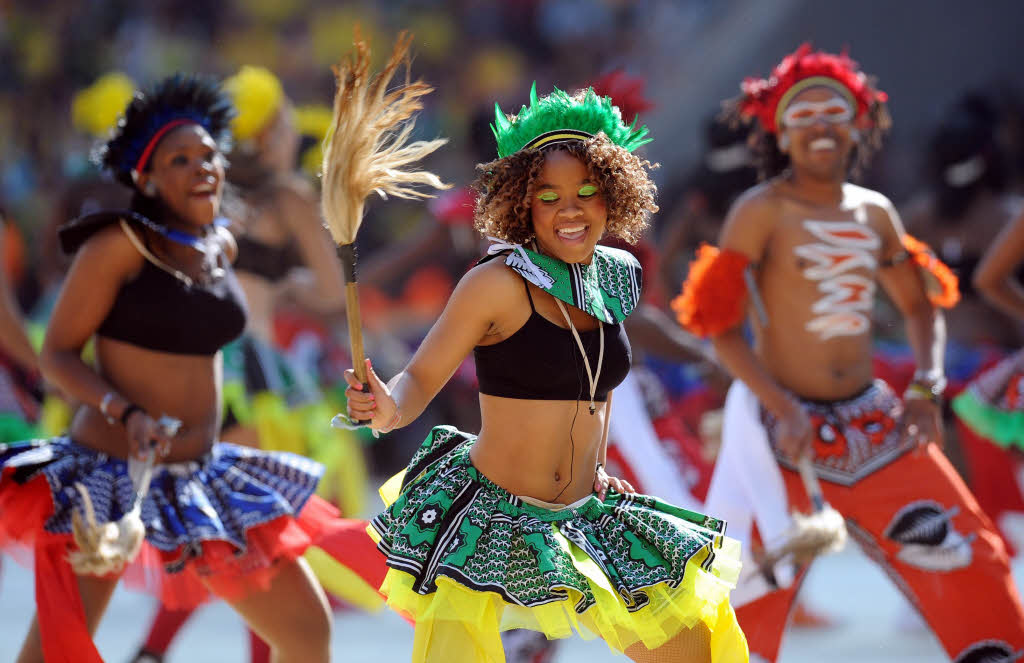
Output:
top-left (677, 45), bottom-right (1024, 662)
top-left (953, 205), bottom-right (1024, 548)
top-left (904, 96), bottom-right (1024, 557)
top-left (0, 74), bottom-right (378, 663)
top-left (131, 66), bottom-right (378, 663)
top-left (0, 205), bottom-right (41, 442)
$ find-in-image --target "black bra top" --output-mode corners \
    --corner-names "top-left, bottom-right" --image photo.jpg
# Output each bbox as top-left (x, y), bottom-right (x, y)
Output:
top-left (98, 255), bottom-right (248, 355)
top-left (473, 279), bottom-right (631, 401)
top-left (57, 208), bottom-right (250, 356)
top-left (233, 235), bottom-right (302, 281)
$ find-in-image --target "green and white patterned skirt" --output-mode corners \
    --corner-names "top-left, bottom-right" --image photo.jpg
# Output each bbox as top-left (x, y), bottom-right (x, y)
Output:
top-left (368, 426), bottom-right (747, 662)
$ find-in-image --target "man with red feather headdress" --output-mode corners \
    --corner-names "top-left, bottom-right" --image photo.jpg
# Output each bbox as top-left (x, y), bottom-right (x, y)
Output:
top-left (674, 44), bottom-right (1024, 662)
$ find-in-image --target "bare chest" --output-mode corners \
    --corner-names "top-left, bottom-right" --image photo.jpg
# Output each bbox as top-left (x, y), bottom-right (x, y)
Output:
top-left (765, 216), bottom-right (883, 340)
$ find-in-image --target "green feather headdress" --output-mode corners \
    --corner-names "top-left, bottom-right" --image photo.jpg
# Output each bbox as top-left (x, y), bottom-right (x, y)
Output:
top-left (492, 82), bottom-right (652, 159)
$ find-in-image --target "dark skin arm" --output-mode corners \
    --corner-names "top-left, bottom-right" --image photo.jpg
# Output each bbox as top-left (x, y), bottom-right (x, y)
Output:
top-left (0, 224), bottom-right (39, 375)
top-left (626, 303), bottom-right (715, 364)
top-left (625, 303), bottom-right (729, 389)
top-left (974, 208), bottom-right (1024, 322)
top-left (710, 190), bottom-right (815, 458)
top-left (276, 183), bottom-right (346, 314)
top-left (876, 199), bottom-right (945, 447)
top-left (40, 225), bottom-right (174, 457)
top-left (357, 219), bottom-right (451, 288)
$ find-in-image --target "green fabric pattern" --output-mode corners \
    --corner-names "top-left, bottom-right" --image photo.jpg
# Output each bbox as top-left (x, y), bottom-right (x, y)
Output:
top-left (221, 333), bottom-right (321, 424)
top-left (371, 426), bottom-right (732, 613)
top-left (488, 244), bottom-right (642, 324)
top-left (493, 83), bottom-right (651, 159)
top-left (953, 389), bottom-right (1024, 451)
top-left (0, 413), bottom-right (39, 444)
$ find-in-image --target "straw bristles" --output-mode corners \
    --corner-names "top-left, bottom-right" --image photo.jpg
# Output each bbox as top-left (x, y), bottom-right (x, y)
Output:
top-left (321, 30), bottom-right (450, 246)
top-left (760, 504), bottom-right (847, 575)
top-left (69, 483), bottom-right (146, 575)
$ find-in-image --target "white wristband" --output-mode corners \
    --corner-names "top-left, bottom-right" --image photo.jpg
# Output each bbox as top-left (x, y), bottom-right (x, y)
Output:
top-left (99, 392), bottom-right (117, 425)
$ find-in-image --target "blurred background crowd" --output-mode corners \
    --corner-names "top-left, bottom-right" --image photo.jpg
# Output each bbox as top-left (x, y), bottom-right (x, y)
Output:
top-left (1, 1), bottom-right (1024, 657)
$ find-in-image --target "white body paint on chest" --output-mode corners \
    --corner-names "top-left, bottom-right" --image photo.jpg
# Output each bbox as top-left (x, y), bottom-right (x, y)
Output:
top-left (796, 220), bottom-right (879, 340)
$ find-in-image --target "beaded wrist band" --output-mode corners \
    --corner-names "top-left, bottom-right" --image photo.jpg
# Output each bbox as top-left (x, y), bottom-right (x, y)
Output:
top-left (99, 392), bottom-right (118, 425)
top-left (904, 382), bottom-right (942, 405)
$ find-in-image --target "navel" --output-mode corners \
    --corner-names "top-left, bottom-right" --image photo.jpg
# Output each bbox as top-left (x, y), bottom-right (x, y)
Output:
top-left (554, 471), bottom-right (561, 482)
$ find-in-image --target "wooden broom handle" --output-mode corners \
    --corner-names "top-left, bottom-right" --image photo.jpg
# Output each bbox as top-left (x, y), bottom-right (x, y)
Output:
top-left (338, 243), bottom-right (370, 423)
top-left (797, 455), bottom-right (826, 512)
top-left (345, 282), bottom-right (368, 384)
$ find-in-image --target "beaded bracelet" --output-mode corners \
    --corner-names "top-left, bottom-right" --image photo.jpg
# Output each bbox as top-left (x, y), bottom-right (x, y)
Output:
top-left (99, 392), bottom-right (118, 425)
top-left (903, 382), bottom-right (942, 405)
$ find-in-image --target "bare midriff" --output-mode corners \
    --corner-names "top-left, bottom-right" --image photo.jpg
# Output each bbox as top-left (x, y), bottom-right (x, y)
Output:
top-left (68, 337), bottom-right (223, 462)
top-left (470, 393), bottom-right (609, 505)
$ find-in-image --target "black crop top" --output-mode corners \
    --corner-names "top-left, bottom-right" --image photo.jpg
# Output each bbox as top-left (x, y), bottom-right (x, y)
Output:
top-left (98, 257), bottom-right (248, 355)
top-left (59, 209), bottom-right (248, 356)
top-left (233, 235), bottom-right (303, 281)
top-left (473, 279), bottom-right (631, 401)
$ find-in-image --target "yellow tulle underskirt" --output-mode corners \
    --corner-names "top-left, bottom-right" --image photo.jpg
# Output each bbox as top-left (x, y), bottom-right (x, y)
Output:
top-left (374, 538), bottom-right (747, 662)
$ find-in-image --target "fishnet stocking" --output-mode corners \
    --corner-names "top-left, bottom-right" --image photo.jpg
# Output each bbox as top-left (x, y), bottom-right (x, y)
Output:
top-left (624, 623), bottom-right (712, 663)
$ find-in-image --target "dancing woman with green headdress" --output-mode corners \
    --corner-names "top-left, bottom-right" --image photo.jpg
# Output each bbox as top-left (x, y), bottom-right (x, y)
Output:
top-left (342, 84), bottom-right (748, 662)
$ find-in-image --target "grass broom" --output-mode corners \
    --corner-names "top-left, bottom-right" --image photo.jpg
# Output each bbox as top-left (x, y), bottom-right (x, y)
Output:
top-left (759, 456), bottom-right (847, 586)
top-left (69, 416), bottom-right (181, 575)
top-left (321, 31), bottom-right (450, 423)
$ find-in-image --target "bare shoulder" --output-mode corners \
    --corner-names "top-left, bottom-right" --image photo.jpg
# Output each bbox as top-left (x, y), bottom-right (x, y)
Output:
top-left (456, 258), bottom-right (522, 302)
top-left (283, 173), bottom-right (317, 199)
top-left (719, 181), bottom-right (781, 255)
top-left (275, 179), bottom-right (320, 219)
top-left (76, 223), bottom-right (145, 271)
top-left (276, 176), bottom-right (318, 207)
top-left (731, 180), bottom-right (784, 217)
top-left (845, 183), bottom-right (896, 216)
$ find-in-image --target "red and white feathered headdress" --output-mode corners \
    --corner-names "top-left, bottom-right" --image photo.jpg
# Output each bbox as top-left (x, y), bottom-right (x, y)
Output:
top-left (738, 44), bottom-right (888, 134)
top-left (588, 69), bottom-right (654, 126)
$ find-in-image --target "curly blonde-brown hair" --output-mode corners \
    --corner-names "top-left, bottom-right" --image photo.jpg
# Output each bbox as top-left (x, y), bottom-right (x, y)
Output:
top-left (472, 134), bottom-right (658, 245)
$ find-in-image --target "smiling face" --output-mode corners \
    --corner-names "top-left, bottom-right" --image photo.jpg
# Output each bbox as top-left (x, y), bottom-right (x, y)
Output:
top-left (778, 85), bottom-right (857, 182)
top-left (137, 124), bottom-right (225, 228)
top-left (530, 148), bottom-right (607, 264)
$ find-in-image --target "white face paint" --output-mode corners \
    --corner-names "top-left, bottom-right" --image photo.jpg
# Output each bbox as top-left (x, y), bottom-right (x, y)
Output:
top-left (780, 97), bottom-right (854, 128)
top-left (797, 220), bottom-right (880, 340)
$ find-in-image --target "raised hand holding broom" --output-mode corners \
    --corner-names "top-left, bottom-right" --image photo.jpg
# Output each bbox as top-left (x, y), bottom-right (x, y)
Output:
top-left (321, 31), bottom-right (450, 429)
top-left (758, 455), bottom-right (848, 587)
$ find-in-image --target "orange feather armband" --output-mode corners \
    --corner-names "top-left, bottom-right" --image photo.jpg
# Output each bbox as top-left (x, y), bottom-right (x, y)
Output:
top-left (671, 244), bottom-right (751, 337)
top-left (900, 234), bottom-right (960, 309)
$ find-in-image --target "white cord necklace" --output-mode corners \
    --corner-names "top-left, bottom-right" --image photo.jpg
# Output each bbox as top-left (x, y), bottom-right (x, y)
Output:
top-left (555, 298), bottom-right (604, 414)
top-left (119, 219), bottom-right (223, 288)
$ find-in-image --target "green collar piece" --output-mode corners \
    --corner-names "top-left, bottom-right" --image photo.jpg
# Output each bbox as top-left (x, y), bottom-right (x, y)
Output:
top-left (492, 82), bottom-right (651, 159)
top-left (484, 240), bottom-right (642, 323)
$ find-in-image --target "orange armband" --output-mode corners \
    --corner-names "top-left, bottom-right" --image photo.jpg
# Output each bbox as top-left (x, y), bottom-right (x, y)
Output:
top-left (901, 234), bottom-right (960, 309)
top-left (671, 243), bottom-right (751, 337)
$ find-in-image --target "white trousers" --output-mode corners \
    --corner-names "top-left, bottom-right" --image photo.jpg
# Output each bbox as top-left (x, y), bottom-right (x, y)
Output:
top-left (704, 380), bottom-right (795, 606)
